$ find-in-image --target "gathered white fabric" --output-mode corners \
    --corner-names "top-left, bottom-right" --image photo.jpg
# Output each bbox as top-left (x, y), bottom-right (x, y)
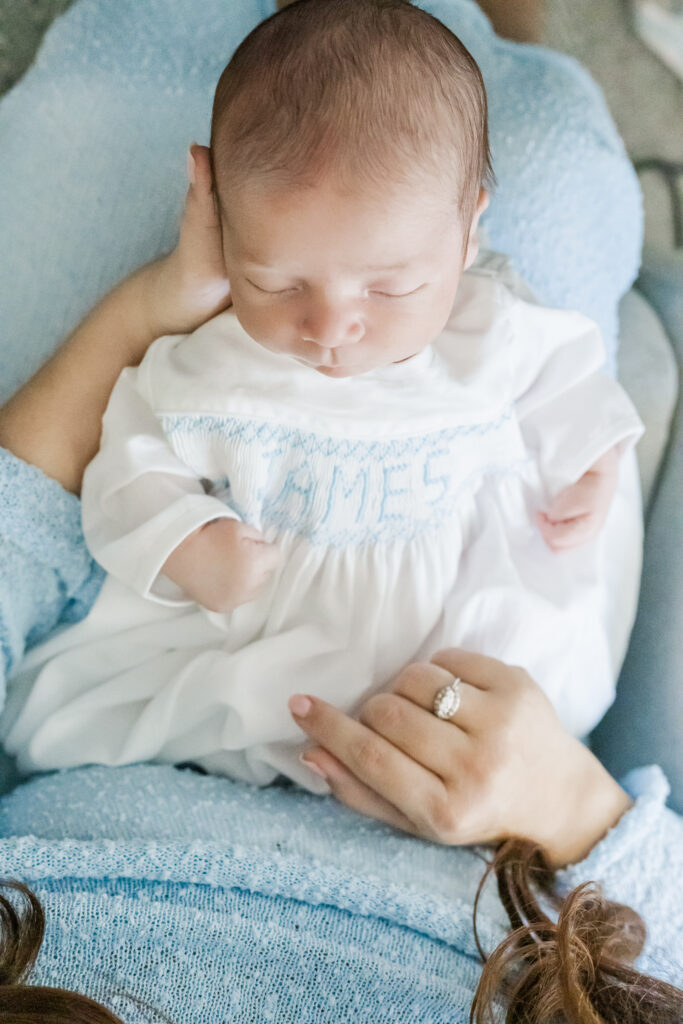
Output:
top-left (4, 268), bottom-right (643, 785)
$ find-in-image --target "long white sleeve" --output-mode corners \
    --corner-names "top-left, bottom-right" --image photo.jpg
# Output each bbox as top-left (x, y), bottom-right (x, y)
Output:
top-left (81, 362), bottom-right (239, 605)
top-left (511, 300), bottom-right (644, 496)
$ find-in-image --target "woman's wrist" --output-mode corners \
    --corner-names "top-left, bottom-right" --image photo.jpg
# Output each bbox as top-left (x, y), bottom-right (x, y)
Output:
top-left (138, 256), bottom-right (186, 341)
top-left (125, 256), bottom-right (207, 356)
top-left (146, 248), bottom-right (232, 339)
top-left (534, 740), bottom-right (633, 867)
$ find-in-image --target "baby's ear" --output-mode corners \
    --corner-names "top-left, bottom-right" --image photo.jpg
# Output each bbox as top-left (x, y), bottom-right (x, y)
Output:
top-left (464, 189), bottom-right (490, 269)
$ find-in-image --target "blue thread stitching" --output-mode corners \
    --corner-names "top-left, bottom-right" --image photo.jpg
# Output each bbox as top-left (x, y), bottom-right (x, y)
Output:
top-left (161, 408), bottom-right (514, 460)
top-left (240, 460), bottom-right (531, 549)
top-left (321, 465), bottom-right (368, 527)
top-left (263, 465), bottom-right (316, 529)
top-left (380, 463), bottom-right (409, 522)
top-left (162, 411), bottom-right (528, 548)
top-left (423, 448), bottom-right (451, 506)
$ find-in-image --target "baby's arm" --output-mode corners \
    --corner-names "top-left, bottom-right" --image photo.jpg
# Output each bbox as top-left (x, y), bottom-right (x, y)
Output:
top-left (162, 519), bottom-right (280, 613)
top-left (82, 362), bottom-right (279, 609)
top-left (511, 298), bottom-right (643, 547)
top-left (536, 446), bottom-right (619, 551)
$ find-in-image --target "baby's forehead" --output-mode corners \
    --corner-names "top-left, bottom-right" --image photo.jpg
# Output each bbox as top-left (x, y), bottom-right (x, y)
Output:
top-left (220, 173), bottom-right (459, 235)
top-left (221, 180), bottom-right (461, 273)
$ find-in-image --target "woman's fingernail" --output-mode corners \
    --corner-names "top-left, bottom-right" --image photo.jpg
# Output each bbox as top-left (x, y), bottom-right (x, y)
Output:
top-left (187, 147), bottom-right (197, 185)
top-left (288, 695), bottom-right (312, 718)
top-left (300, 756), bottom-right (327, 780)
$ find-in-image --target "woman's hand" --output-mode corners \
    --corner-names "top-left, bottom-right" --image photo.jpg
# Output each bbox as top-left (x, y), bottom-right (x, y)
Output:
top-left (147, 144), bottom-right (232, 336)
top-left (289, 649), bottom-right (632, 867)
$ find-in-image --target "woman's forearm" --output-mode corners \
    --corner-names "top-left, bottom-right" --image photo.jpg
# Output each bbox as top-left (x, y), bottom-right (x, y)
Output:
top-left (0, 147), bottom-right (231, 496)
top-left (0, 260), bottom-right (171, 496)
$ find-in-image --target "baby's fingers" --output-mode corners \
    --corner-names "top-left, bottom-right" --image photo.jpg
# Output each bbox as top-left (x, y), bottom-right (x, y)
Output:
top-left (244, 536), bottom-right (282, 573)
top-left (536, 510), bottom-right (598, 551)
top-left (544, 476), bottom-right (599, 522)
top-left (237, 522), bottom-right (267, 543)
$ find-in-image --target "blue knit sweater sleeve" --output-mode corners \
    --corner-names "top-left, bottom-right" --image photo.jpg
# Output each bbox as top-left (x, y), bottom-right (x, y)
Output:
top-left (560, 766), bottom-right (683, 986)
top-left (0, 448), bottom-right (103, 705)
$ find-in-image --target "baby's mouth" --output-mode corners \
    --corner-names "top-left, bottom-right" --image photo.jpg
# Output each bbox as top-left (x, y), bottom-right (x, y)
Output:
top-left (297, 354), bottom-right (350, 372)
top-left (316, 365), bottom-right (354, 378)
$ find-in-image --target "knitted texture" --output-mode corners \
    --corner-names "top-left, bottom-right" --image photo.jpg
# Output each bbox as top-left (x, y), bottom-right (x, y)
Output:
top-left (0, 0), bottom-right (641, 409)
top-left (0, 2), bottom-right (668, 1018)
top-left (0, 446), bottom-right (680, 1018)
top-left (0, 762), bottom-right (679, 1022)
top-left (0, 448), bottom-right (103, 700)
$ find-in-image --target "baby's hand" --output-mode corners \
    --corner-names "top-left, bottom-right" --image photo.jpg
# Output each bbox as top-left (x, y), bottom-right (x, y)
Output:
top-left (536, 448), bottom-right (619, 552)
top-left (161, 519), bottom-right (281, 612)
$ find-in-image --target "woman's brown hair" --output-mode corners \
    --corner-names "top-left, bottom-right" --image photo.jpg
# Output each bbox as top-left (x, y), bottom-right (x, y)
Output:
top-left (0, 879), bottom-right (124, 1023)
top-left (471, 839), bottom-right (683, 1023)
top-left (2, 857), bottom-right (682, 1023)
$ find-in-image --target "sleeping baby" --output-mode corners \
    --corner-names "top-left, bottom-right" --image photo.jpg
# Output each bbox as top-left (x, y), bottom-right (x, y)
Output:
top-left (3, 0), bottom-right (642, 788)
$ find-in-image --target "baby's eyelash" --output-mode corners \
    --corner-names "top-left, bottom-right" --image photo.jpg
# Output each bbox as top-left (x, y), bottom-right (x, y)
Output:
top-left (247, 280), bottom-right (296, 296)
top-left (372, 285), bottom-right (426, 298)
top-left (246, 280), bottom-right (426, 298)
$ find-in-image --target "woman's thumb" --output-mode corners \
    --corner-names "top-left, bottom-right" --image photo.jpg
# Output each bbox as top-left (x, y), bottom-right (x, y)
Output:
top-left (186, 144), bottom-right (220, 229)
top-left (178, 143), bottom-right (229, 289)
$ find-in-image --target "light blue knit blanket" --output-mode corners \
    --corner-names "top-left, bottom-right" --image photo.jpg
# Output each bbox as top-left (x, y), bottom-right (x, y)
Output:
top-left (0, 756), bottom-right (678, 1022)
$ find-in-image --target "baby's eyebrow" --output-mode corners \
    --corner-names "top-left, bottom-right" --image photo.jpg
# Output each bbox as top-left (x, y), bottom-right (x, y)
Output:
top-left (242, 258), bottom-right (415, 272)
top-left (361, 260), bottom-right (414, 272)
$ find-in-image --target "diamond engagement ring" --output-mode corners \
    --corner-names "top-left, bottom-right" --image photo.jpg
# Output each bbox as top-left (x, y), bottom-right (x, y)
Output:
top-left (432, 677), bottom-right (463, 720)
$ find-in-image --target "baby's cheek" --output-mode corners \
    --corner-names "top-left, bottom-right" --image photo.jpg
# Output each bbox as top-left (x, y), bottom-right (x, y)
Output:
top-left (232, 300), bottom-right (287, 351)
top-left (386, 300), bottom-right (445, 353)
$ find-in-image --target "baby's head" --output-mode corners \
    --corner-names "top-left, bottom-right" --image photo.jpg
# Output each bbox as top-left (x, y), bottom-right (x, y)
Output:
top-left (210, 0), bottom-right (493, 378)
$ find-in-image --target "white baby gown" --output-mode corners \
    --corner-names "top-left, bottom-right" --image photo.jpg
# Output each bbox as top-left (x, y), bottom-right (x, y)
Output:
top-left (3, 264), bottom-right (643, 789)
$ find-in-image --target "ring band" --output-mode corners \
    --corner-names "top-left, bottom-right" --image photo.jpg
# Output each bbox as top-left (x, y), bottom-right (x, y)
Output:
top-left (433, 677), bottom-right (462, 720)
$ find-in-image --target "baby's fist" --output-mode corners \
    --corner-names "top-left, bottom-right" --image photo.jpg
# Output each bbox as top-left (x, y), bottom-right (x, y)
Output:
top-left (161, 518), bottom-right (281, 612)
top-left (536, 448), bottom-right (619, 552)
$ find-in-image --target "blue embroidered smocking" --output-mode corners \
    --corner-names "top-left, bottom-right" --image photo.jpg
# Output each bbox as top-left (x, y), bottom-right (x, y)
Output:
top-left (161, 409), bottom-right (530, 546)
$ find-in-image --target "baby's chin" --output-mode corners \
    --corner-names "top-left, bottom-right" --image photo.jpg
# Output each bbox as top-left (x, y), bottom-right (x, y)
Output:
top-left (314, 353), bottom-right (421, 378)
top-left (291, 356), bottom-right (367, 378)
top-left (314, 365), bottom-right (361, 379)
top-left (295, 348), bottom-right (429, 378)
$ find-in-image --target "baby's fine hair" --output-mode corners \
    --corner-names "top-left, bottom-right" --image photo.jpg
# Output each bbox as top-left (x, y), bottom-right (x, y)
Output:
top-left (210, 0), bottom-right (494, 226)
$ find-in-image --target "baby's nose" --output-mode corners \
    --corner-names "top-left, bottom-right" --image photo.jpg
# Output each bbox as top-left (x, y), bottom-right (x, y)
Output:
top-left (301, 304), bottom-right (364, 348)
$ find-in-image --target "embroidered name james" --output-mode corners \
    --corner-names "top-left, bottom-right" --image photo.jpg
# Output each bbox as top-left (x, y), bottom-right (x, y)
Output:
top-left (161, 412), bottom-right (527, 546)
